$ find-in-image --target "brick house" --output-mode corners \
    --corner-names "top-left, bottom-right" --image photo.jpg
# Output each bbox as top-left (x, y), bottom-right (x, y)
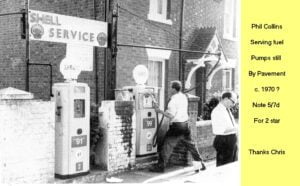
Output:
top-left (0, 0), bottom-right (238, 114)
top-left (183, 0), bottom-right (239, 116)
top-left (110, 0), bottom-right (239, 116)
top-left (0, 0), bottom-right (238, 171)
top-left (113, 0), bottom-right (182, 111)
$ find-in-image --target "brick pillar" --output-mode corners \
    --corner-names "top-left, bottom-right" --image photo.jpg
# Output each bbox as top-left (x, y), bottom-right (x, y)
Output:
top-left (187, 94), bottom-right (200, 143)
top-left (187, 94), bottom-right (200, 164)
top-left (95, 101), bottom-right (136, 172)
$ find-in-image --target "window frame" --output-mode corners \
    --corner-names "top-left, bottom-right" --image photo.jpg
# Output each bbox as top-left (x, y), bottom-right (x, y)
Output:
top-left (223, 0), bottom-right (238, 40)
top-left (147, 59), bottom-right (166, 111)
top-left (223, 69), bottom-right (232, 91)
top-left (148, 0), bottom-right (172, 25)
top-left (146, 46), bottom-right (171, 111)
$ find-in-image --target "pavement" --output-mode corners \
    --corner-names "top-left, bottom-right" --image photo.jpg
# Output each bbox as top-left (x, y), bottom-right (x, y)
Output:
top-left (142, 161), bottom-right (240, 185)
top-left (103, 160), bottom-right (239, 185)
top-left (54, 160), bottom-right (240, 185)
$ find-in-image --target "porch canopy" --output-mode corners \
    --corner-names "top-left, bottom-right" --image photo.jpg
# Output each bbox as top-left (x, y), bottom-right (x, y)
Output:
top-left (184, 27), bottom-right (233, 90)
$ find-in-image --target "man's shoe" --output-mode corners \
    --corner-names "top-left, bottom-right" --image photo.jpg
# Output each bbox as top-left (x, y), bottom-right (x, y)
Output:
top-left (193, 161), bottom-right (206, 172)
top-left (149, 164), bottom-right (165, 173)
top-left (200, 162), bottom-right (206, 171)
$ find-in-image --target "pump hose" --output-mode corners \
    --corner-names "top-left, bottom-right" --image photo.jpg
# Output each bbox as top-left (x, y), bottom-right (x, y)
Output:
top-left (152, 98), bottom-right (170, 147)
top-left (152, 113), bottom-right (165, 147)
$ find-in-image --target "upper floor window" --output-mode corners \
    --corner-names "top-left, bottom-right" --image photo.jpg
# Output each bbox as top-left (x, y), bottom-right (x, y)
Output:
top-left (148, 0), bottom-right (172, 25)
top-left (223, 0), bottom-right (237, 40)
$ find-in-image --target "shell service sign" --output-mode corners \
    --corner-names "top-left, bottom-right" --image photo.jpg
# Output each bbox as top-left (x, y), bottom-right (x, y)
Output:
top-left (29, 9), bottom-right (107, 47)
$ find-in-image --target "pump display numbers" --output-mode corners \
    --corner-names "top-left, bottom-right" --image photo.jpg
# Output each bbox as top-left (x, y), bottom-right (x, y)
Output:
top-left (74, 99), bottom-right (85, 118)
top-left (142, 94), bottom-right (153, 108)
top-left (71, 135), bottom-right (87, 147)
top-left (143, 118), bottom-right (155, 129)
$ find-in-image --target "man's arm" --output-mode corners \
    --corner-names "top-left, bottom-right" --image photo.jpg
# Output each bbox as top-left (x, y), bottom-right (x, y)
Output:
top-left (211, 110), bottom-right (237, 135)
top-left (153, 102), bottom-right (175, 120)
top-left (224, 126), bottom-right (238, 134)
top-left (155, 108), bottom-right (174, 120)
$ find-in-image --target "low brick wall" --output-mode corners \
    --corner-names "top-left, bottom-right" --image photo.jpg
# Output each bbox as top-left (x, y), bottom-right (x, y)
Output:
top-left (169, 121), bottom-right (216, 165)
top-left (196, 120), bottom-right (216, 160)
top-left (95, 101), bottom-right (136, 172)
top-left (0, 99), bottom-right (55, 184)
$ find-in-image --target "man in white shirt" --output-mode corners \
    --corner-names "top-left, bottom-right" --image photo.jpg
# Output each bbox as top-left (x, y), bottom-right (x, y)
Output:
top-left (149, 80), bottom-right (206, 172)
top-left (211, 91), bottom-right (238, 166)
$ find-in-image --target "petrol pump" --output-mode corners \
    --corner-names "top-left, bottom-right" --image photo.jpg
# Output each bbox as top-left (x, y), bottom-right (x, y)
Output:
top-left (53, 58), bottom-right (90, 178)
top-left (122, 65), bottom-right (159, 156)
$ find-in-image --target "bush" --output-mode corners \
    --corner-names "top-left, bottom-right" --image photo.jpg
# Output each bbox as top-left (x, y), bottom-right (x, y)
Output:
top-left (89, 103), bottom-right (102, 165)
top-left (230, 102), bottom-right (239, 119)
top-left (200, 98), bottom-right (239, 120)
top-left (201, 97), bottom-right (219, 120)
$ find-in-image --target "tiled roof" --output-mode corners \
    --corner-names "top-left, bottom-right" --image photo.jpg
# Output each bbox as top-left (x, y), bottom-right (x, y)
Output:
top-left (184, 27), bottom-right (217, 60)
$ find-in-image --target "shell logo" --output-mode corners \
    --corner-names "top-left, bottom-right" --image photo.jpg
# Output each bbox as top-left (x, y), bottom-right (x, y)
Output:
top-left (30, 24), bottom-right (44, 39)
top-left (97, 32), bottom-right (107, 46)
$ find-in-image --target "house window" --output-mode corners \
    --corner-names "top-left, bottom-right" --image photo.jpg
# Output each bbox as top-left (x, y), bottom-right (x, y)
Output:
top-left (146, 46), bottom-right (171, 110)
top-left (147, 60), bottom-right (165, 109)
top-left (223, 0), bottom-right (237, 40)
top-left (148, 0), bottom-right (172, 25)
top-left (147, 60), bottom-right (165, 110)
top-left (223, 69), bottom-right (232, 91)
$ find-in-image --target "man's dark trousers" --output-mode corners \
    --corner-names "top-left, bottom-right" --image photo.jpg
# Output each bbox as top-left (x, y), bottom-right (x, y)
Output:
top-left (213, 134), bottom-right (237, 166)
top-left (157, 121), bottom-right (203, 168)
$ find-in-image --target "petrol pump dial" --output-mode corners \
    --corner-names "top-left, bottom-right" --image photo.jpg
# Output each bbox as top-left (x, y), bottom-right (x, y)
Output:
top-left (143, 94), bottom-right (153, 108)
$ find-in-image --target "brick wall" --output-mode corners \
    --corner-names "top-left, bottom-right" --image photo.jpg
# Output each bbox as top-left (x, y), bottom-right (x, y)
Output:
top-left (0, 0), bottom-right (106, 104)
top-left (197, 121), bottom-right (216, 160)
top-left (207, 69), bottom-right (223, 100)
top-left (116, 0), bottom-right (182, 92)
top-left (183, 0), bottom-right (237, 50)
top-left (95, 100), bottom-right (136, 172)
top-left (0, 99), bottom-right (55, 184)
top-left (0, 0), bottom-right (26, 90)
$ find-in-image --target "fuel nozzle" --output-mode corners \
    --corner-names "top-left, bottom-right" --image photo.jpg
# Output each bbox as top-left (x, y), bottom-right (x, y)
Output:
top-left (149, 93), bottom-right (159, 107)
top-left (144, 92), bottom-right (158, 108)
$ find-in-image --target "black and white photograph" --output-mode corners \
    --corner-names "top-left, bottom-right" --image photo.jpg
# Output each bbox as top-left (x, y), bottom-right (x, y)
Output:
top-left (0, 0), bottom-right (239, 184)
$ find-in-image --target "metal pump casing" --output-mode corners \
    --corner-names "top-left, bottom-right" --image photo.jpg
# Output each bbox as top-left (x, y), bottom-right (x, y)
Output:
top-left (52, 81), bottom-right (90, 178)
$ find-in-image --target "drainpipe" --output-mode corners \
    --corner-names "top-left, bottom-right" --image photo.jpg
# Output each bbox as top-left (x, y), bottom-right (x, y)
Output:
top-left (179, 0), bottom-right (185, 86)
top-left (104, 0), bottom-right (110, 100)
top-left (25, 0), bottom-right (30, 91)
top-left (93, 0), bottom-right (99, 104)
